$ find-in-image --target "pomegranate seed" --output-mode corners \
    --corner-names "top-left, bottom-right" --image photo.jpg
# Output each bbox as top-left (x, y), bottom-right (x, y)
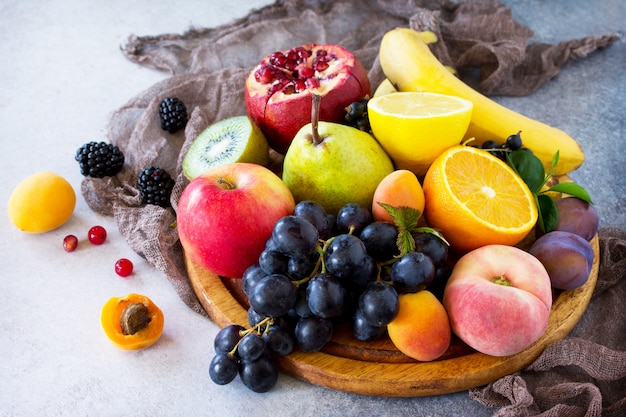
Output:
top-left (63, 235), bottom-right (78, 252)
top-left (88, 225), bottom-right (107, 245)
top-left (254, 67), bottom-right (267, 83)
top-left (269, 52), bottom-right (287, 67)
top-left (313, 59), bottom-right (329, 71)
top-left (294, 79), bottom-right (306, 92)
top-left (298, 67), bottom-right (314, 79)
top-left (284, 60), bottom-right (297, 71)
top-left (305, 77), bottom-right (320, 89)
top-left (316, 49), bottom-right (327, 57)
top-left (296, 47), bottom-right (311, 59)
top-left (286, 50), bottom-right (298, 61)
top-left (115, 258), bottom-right (134, 277)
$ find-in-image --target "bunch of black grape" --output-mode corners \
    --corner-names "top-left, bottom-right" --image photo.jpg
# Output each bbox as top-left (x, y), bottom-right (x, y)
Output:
top-left (479, 131), bottom-right (533, 161)
top-left (209, 319), bottom-right (294, 393)
top-left (343, 97), bottom-right (371, 132)
top-left (208, 201), bottom-right (451, 393)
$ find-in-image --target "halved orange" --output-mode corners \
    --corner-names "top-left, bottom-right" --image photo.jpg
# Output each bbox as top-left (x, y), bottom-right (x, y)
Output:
top-left (423, 145), bottom-right (537, 253)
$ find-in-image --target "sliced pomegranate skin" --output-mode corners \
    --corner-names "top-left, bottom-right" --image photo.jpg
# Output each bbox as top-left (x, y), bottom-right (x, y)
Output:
top-left (244, 43), bottom-right (370, 154)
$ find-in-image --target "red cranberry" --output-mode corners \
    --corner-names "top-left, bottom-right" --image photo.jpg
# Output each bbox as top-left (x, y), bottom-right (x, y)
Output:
top-left (114, 258), bottom-right (134, 277)
top-left (63, 235), bottom-right (78, 252)
top-left (88, 225), bottom-right (107, 245)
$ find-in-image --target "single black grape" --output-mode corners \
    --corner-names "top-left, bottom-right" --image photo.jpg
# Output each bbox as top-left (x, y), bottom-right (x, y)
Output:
top-left (209, 352), bottom-right (239, 385)
top-left (352, 308), bottom-right (387, 341)
top-left (262, 324), bottom-right (294, 356)
top-left (272, 215), bottom-right (320, 259)
top-left (293, 200), bottom-right (331, 239)
top-left (237, 333), bottom-right (266, 362)
top-left (306, 273), bottom-right (345, 319)
top-left (293, 288), bottom-right (314, 318)
top-left (348, 255), bottom-right (378, 289)
top-left (429, 263), bottom-right (452, 301)
top-left (239, 353), bottom-right (278, 393)
top-left (506, 131), bottom-right (523, 150)
top-left (325, 234), bottom-right (368, 280)
top-left (336, 203), bottom-right (372, 235)
top-left (390, 251), bottom-right (435, 293)
top-left (241, 264), bottom-right (267, 296)
top-left (258, 249), bottom-right (289, 275)
top-left (344, 100), bottom-right (366, 122)
top-left (294, 316), bottom-right (334, 352)
top-left (287, 251), bottom-right (320, 280)
top-left (358, 281), bottom-right (399, 327)
top-left (248, 274), bottom-right (297, 318)
top-left (359, 221), bottom-right (399, 261)
top-left (412, 232), bottom-right (448, 266)
top-left (481, 140), bottom-right (499, 150)
top-left (214, 324), bottom-right (245, 354)
top-left (247, 307), bottom-right (266, 328)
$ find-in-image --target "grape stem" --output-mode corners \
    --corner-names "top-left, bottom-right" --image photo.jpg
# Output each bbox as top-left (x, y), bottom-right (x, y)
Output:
top-left (228, 317), bottom-right (275, 357)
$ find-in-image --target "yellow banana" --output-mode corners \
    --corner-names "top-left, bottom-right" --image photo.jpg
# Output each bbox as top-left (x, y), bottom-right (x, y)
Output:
top-left (378, 28), bottom-right (584, 175)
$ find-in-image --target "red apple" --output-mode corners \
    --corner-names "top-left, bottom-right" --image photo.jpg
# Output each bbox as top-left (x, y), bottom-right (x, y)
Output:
top-left (244, 43), bottom-right (370, 154)
top-left (443, 245), bottom-right (552, 357)
top-left (177, 162), bottom-right (295, 278)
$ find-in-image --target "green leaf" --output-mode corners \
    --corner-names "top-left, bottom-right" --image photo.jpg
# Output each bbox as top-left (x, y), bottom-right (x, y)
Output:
top-left (377, 203), bottom-right (420, 232)
top-left (396, 229), bottom-right (416, 256)
top-left (550, 150), bottom-right (560, 175)
top-left (507, 150), bottom-right (545, 193)
top-left (537, 194), bottom-right (559, 233)
top-left (378, 203), bottom-right (421, 255)
top-left (414, 226), bottom-right (450, 246)
top-left (545, 182), bottom-right (593, 203)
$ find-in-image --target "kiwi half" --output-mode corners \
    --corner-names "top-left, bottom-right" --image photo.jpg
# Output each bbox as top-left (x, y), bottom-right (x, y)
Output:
top-left (182, 116), bottom-right (270, 179)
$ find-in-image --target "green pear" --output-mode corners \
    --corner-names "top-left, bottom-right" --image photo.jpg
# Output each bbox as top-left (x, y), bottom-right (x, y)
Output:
top-left (282, 95), bottom-right (394, 214)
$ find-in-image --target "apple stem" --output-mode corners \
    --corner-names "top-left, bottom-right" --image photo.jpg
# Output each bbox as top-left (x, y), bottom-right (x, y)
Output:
top-left (311, 93), bottom-right (323, 145)
top-left (216, 177), bottom-right (235, 190)
top-left (492, 274), bottom-right (512, 287)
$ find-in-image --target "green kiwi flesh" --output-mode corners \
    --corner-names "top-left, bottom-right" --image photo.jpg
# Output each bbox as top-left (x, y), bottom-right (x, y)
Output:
top-left (182, 116), bottom-right (270, 179)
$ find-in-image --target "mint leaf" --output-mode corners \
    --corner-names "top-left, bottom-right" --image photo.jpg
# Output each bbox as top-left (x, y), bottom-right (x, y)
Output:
top-left (377, 203), bottom-right (420, 231)
top-left (507, 150), bottom-right (545, 193)
top-left (537, 194), bottom-right (559, 233)
top-left (378, 203), bottom-right (420, 255)
top-left (545, 182), bottom-right (593, 204)
top-left (413, 226), bottom-right (450, 246)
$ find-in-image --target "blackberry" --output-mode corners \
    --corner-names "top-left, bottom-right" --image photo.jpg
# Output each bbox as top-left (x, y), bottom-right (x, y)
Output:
top-left (159, 97), bottom-right (188, 134)
top-left (138, 166), bottom-right (175, 208)
top-left (75, 141), bottom-right (124, 178)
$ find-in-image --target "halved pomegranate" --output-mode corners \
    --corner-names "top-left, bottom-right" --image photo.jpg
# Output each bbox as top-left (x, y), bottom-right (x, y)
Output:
top-left (244, 44), bottom-right (371, 154)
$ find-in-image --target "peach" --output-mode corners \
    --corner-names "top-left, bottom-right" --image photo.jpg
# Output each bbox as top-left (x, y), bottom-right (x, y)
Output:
top-left (372, 169), bottom-right (425, 223)
top-left (387, 290), bottom-right (451, 362)
top-left (443, 245), bottom-right (552, 357)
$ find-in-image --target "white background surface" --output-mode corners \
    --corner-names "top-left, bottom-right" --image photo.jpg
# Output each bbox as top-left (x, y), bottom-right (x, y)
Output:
top-left (1, 1), bottom-right (623, 416)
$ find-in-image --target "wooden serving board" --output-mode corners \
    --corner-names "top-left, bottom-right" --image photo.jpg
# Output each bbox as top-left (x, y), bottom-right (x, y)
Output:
top-left (187, 234), bottom-right (599, 397)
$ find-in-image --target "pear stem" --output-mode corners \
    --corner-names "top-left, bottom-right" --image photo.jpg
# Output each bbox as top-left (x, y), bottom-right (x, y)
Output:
top-left (310, 94), bottom-right (323, 145)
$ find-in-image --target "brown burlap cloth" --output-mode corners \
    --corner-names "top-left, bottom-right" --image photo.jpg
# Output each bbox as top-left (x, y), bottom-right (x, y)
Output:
top-left (80, 0), bottom-right (624, 414)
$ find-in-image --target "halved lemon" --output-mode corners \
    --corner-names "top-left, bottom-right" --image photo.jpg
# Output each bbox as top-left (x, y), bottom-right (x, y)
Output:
top-left (368, 92), bottom-right (473, 177)
top-left (423, 145), bottom-right (538, 253)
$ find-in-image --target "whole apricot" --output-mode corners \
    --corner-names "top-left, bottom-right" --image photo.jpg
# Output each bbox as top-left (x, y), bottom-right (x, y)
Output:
top-left (372, 169), bottom-right (425, 223)
top-left (387, 290), bottom-right (451, 362)
top-left (7, 171), bottom-right (76, 233)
